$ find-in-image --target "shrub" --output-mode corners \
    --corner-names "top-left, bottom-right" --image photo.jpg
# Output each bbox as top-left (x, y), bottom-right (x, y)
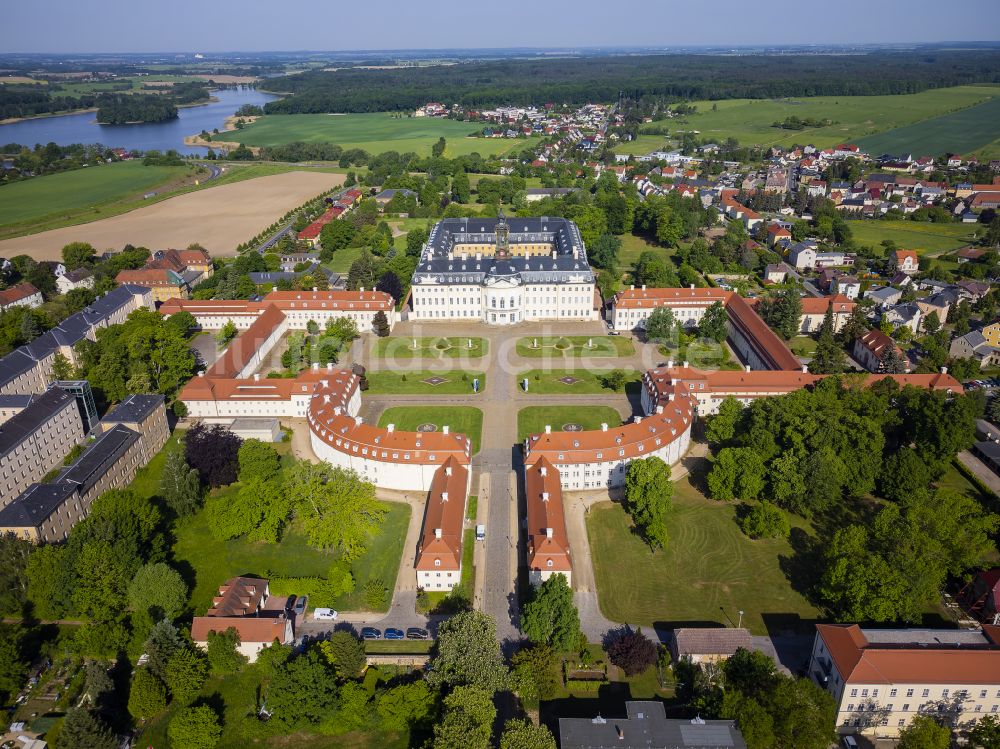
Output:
top-left (364, 577), bottom-right (389, 610)
top-left (607, 629), bottom-right (657, 676)
top-left (739, 501), bottom-right (791, 539)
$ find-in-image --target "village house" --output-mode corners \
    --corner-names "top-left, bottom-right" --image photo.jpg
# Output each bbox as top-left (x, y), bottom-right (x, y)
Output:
top-left (950, 329), bottom-right (1000, 369)
top-left (0, 283), bottom-right (43, 312)
top-left (191, 577), bottom-right (294, 662)
top-left (670, 628), bottom-right (753, 665)
top-left (55, 268), bottom-right (95, 294)
top-left (890, 250), bottom-right (920, 275)
top-left (853, 329), bottom-right (909, 373)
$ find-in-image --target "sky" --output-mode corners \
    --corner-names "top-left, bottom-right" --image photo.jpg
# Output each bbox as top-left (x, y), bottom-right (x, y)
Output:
top-left (6, 0), bottom-right (1000, 54)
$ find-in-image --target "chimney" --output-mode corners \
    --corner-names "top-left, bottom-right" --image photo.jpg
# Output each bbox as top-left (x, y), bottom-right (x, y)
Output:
top-left (745, 364), bottom-right (751, 372)
top-left (601, 423), bottom-right (608, 431)
top-left (360, 286), bottom-right (365, 292)
top-left (441, 492), bottom-right (449, 502)
top-left (667, 359), bottom-right (674, 368)
top-left (253, 373), bottom-right (260, 381)
top-left (434, 528), bottom-right (442, 539)
top-left (327, 362), bottom-right (333, 370)
top-left (313, 286), bottom-right (318, 292)
top-left (641, 284), bottom-right (646, 291)
top-left (443, 425), bottom-right (450, 434)
top-left (546, 527), bottom-right (553, 539)
top-left (633, 416), bottom-right (642, 424)
top-left (197, 371), bottom-right (204, 377)
top-left (311, 362), bottom-right (319, 370)
top-left (323, 394), bottom-right (330, 404)
top-left (683, 360), bottom-right (689, 368)
top-left (445, 465), bottom-right (452, 476)
top-left (542, 492), bottom-right (550, 502)
top-left (940, 366), bottom-right (948, 374)
top-left (354, 416), bottom-right (363, 426)
top-left (545, 425), bottom-right (552, 434)
top-left (656, 405), bottom-right (664, 414)
top-left (668, 393), bottom-right (675, 402)
top-left (387, 423), bottom-right (395, 432)
top-left (802, 365), bottom-right (808, 373)
top-left (690, 284), bottom-right (695, 290)
top-left (629, 285), bottom-right (635, 291)
top-left (617, 726), bottom-right (624, 741)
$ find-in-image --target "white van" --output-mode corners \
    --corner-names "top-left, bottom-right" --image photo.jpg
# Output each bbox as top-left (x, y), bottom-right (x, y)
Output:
top-left (476, 524), bottom-right (486, 541)
top-left (841, 736), bottom-right (858, 749)
top-left (313, 608), bottom-right (338, 621)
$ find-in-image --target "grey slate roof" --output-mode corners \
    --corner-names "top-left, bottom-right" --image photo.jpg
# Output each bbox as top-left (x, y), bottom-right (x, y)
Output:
top-left (673, 627), bottom-right (753, 657)
top-left (0, 388), bottom-right (73, 457)
top-left (0, 482), bottom-right (76, 528)
top-left (559, 702), bottom-right (746, 749)
top-left (415, 216), bottom-right (593, 287)
top-left (103, 394), bottom-right (164, 425)
top-left (58, 424), bottom-right (138, 495)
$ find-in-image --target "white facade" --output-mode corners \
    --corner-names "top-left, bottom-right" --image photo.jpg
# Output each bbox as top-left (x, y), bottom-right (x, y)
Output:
top-left (411, 278), bottom-right (596, 326)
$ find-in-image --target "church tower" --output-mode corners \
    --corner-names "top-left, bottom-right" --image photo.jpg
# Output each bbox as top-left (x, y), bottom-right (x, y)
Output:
top-left (495, 209), bottom-right (510, 257)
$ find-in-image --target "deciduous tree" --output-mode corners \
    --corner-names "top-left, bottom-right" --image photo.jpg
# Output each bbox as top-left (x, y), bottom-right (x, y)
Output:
top-left (167, 705), bottom-right (222, 749)
top-left (427, 610), bottom-right (508, 693)
top-left (521, 574), bottom-right (581, 651)
top-left (206, 627), bottom-right (247, 674)
top-left (319, 630), bottom-right (366, 679)
top-left (433, 685), bottom-right (496, 749)
top-left (127, 668), bottom-right (167, 720)
top-left (184, 423), bottom-right (242, 488)
top-left (500, 719), bottom-right (557, 749)
top-left (607, 628), bottom-right (657, 676)
top-left (897, 715), bottom-right (951, 749)
top-left (160, 445), bottom-right (201, 517)
top-left (164, 646), bottom-right (208, 705)
top-left (623, 456), bottom-right (673, 549)
top-left (127, 562), bottom-right (188, 620)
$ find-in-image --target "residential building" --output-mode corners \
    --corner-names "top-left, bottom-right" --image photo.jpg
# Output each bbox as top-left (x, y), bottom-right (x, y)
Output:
top-left (795, 295), bottom-right (855, 334)
top-left (670, 628), bottom-right (753, 664)
top-left (866, 286), bottom-right (902, 309)
top-left (809, 623), bottom-right (1000, 737)
top-left (0, 283), bottom-right (43, 311)
top-left (0, 388), bottom-right (85, 507)
top-left (414, 457), bottom-right (469, 592)
top-left (559, 703), bottom-right (747, 749)
top-left (524, 457), bottom-right (572, 586)
top-left (524, 187), bottom-right (579, 202)
top-left (854, 329), bottom-right (908, 373)
top-left (0, 397), bottom-right (167, 542)
top-left (0, 285), bottom-right (154, 395)
top-left (950, 330), bottom-right (1000, 369)
top-left (832, 276), bottom-right (861, 300)
top-left (115, 268), bottom-right (188, 302)
top-left (763, 263), bottom-right (788, 284)
top-left (409, 213), bottom-right (598, 326)
top-left (890, 249), bottom-right (920, 275)
top-left (191, 577), bottom-right (294, 662)
top-left (982, 320), bottom-right (1000, 348)
top-left (788, 243), bottom-right (818, 270)
top-left (55, 268), bottom-right (95, 294)
top-left (882, 303), bottom-right (922, 335)
top-left (374, 188), bottom-right (417, 208)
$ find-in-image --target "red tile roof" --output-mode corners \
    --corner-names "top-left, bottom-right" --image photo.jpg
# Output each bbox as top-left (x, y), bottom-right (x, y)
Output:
top-left (817, 624), bottom-right (1000, 685)
top-left (0, 283), bottom-right (40, 306)
top-left (190, 615), bottom-right (290, 646)
top-left (798, 294), bottom-right (856, 316)
top-left (205, 304), bottom-right (286, 379)
top-left (524, 457), bottom-right (572, 574)
top-left (415, 457), bottom-right (468, 571)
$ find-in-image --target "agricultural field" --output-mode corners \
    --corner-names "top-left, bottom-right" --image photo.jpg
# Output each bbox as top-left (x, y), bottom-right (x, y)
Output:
top-left (638, 85), bottom-right (1000, 151)
top-left (208, 112), bottom-right (540, 157)
top-left (856, 93), bottom-right (1000, 159)
top-left (847, 219), bottom-right (980, 256)
top-left (515, 335), bottom-right (634, 358)
top-left (0, 168), bottom-right (344, 259)
top-left (376, 406), bottom-right (484, 453)
top-left (517, 405), bottom-right (624, 441)
top-left (374, 335), bottom-right (488, 359)
top-left (0, 160), bottom-right (192, 232)
top-left (587, 478), bottom-right (822, 634)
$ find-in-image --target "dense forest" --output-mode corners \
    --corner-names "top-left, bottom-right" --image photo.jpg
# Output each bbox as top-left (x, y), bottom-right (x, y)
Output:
top-left (95, 93), bottom-right (178, 124)
top-left (0, 80), bottom-right (209, 122)
top-left (265, 50), bottom-right (1000, 113)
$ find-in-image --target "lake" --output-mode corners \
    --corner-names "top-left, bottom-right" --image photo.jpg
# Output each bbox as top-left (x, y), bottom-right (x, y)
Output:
top-left (0, 88), bottom-right (278, 155)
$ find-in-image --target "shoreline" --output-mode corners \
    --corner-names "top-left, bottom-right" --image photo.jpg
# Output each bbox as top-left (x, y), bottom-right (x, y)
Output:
top-left (1, 94), bottom-right (219, 127)
top-left (184, 113), bottom-right (261, 152)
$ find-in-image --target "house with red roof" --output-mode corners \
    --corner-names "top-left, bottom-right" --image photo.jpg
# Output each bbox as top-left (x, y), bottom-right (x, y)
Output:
top-left (191, 577), bottom-right (294, 662)
top-left (890, 249), bottom-right (920, 275)
top-left (0, 283), bottom-right (43, 312)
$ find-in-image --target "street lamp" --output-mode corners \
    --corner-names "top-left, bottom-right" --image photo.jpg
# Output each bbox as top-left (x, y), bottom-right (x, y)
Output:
top-left (737, 610), bottom-right (744, 628)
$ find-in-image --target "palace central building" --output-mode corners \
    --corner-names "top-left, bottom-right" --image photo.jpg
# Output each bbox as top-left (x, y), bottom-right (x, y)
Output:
top-left (410, 213), bottom-right (599, 325)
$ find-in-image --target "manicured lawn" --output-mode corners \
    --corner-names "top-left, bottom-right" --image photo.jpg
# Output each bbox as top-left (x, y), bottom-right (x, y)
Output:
top-left (847, 220), bottom-right (980, 257)
top-left (613, 134), bottom-right (672, 156)
top-left (659, 85), bottom-right (1000, 151)
top-left (789, 335), bottom-right (817, 358)
top-left (515, 336), bottom-right (634, 358)
top-left (374, 336), bottom-right (488, 359)
top-left (377, 406), bottom-right (484, 454)
top-left (0, 160), bottom-right (191, 227)
top-left (466, 494), bottom-right (478, 521)
top-left (517, 405), bottom-right (624, 442)
top-left (173, 492), bottom-right (410, 615)
top-left (618, 233), bottom-right (673, 269)
top-left (518, 368), bottom-right (641, 395)
top-left (129, 432), bottom-right (181, 499)
top-left (325, 244), bottom-right (366, 273)
top-left (364, 640), bottom-right (434, 654)
top-left (365, 369), bottom-right (485, 395)
top-left (586, 478), bottom-right (822, 634)
top-left (208, 112), bottom-right (540, 157)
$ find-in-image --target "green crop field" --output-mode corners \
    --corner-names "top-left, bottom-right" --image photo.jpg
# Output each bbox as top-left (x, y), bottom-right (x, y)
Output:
top-left (856, 93), bottom-right (1000, 159)
top-left (0, 160), bottom-right (191, 228)
top-left (209, 112), bottom-right (541, 157)
top-left (847, 220), bottom-right (980, 256)
top-left (517, 405), bottom-right (624, 441)
top-left (587, 479), bottom-right (822, 634)
top-left (627, 86), bottom-right (1000, 152)
top-left (515, 335), bottom-right (634, 358)
top-left (377, 406), bottom-right (483, 453)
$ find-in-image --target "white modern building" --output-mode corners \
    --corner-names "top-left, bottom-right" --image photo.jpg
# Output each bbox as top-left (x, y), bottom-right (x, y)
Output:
top-left (410, 213), bottom-right (598, 326)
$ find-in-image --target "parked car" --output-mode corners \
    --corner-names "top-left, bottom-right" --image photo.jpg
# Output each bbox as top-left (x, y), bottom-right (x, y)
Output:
top-left (293, 596), bottom-right (308, 617)
top-left (384, 628), bottom-right (405, 640)
top-left (361, 627), bottom-right (381, 640)
top-left (313, 608), bottom-right (338, 621)
top-left (476, 524), bottom-right (486, 541)
top-left (406, 627), bottom-right (430, 640)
